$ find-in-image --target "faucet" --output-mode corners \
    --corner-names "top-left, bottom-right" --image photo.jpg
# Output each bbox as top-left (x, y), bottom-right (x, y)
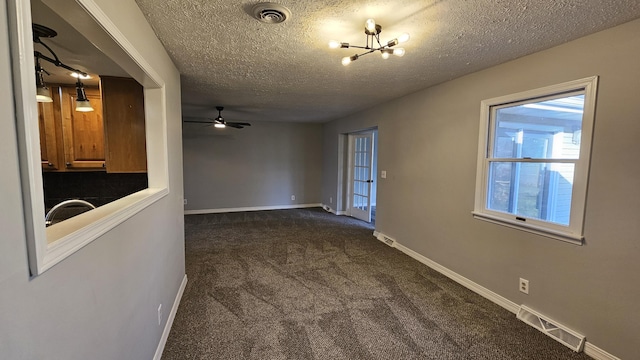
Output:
top-left (45, 199), bottom-right (96, 226)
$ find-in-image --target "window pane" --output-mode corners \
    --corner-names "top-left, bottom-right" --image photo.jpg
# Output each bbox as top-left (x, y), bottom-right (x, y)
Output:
top-left (487, 162), bottom-right (574, 225)
top-left (493, 95), bottom-right (584, 160)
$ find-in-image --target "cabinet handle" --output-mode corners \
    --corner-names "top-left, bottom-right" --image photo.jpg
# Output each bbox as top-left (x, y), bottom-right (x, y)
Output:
top-left (48, 162), bottom-right (54, 167)
top-left (102, 163), bottom-right (106, 168)
top-left (66, 162), bottom-right (72, 166)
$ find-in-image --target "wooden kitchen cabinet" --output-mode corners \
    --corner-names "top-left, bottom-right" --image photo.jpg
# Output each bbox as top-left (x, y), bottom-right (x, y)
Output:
top-left (37, 78), bottom-right (146, 173)
top-left (60, 86), bottom-right (106, 169)
top-left (101, 76), bottom-right (147, 173)
top-left (37, 86), bottom-right (63, 170)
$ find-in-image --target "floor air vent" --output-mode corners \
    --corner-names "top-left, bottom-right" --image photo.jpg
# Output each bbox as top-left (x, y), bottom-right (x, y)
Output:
top-left (374, 233), bottom-right (396, 247)
top-left (383, 236), bottom-right (395, 246)
top-left (517, 305), bottom-right (585, 352)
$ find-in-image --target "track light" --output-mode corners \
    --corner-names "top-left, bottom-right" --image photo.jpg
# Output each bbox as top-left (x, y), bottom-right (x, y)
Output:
top-left (35, 58), bottom-right (52, 103)
top-left (329, 18), bottom-right (409, 66)
top-left (74, 79), bottom-right (94, 112)
top-left (33, 23), bottom-right (94, 111)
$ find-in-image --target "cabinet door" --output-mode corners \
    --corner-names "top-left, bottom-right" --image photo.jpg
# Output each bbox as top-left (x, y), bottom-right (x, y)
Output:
top-left (60, 86), bottom-right (105, 169)
top-left (38, 87), bottom-right (63, 170)
top-left (101, 76), bottom-right (147, 173)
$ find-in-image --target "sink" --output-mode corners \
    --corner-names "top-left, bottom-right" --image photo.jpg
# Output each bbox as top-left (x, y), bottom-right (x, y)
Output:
top-left (45, 199), bottom-right (96, 227)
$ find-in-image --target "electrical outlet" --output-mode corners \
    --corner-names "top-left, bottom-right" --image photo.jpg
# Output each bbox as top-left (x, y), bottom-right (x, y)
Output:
top-left (519, 278), bottom-right (529, 294)
top-left (330, 197), bottom-right (333, 204)
top-left (157, 304), bottom-right (163, 325)
top-left (291, 195), bottom-right (295, 201)
top-left (183, 198), bottom-right (187, 205)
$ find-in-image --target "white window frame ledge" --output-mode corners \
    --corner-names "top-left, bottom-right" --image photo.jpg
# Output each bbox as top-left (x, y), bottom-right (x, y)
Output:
top-left (43, 188), bottom-right (168, 272)
top-left (472, 76), bottom-right (598, 247)
top-left (8, 0), bottom-right (171, 276)
top-left (472, 211), bottom-right (584, 245)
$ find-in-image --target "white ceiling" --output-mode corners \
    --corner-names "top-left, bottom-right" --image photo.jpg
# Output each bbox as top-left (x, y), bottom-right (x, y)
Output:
top-left (133, 0), bottom-right (640, 123)
top-left (34, 0), bottom-right (640, 123)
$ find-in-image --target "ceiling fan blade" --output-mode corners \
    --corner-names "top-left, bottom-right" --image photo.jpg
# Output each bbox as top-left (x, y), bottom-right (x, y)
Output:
top-left (226, 123), bottom-right (244, 129)
top-left (227, 122), bottom-right (251, 126)
top-left (184, 120), bottom-right (215, 124)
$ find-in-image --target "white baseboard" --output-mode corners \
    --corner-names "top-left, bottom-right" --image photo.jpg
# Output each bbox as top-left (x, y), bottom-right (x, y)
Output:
top-left (389, 234), bottom-right (520, 313)
top-left (184, 203), bottom-right (322, 215)
top-left (153, 274), bottom-right (188, 360)
top-left (583, 343), bottom-right (621, 360)
top-left (373, 231), bottom-right (619, 360)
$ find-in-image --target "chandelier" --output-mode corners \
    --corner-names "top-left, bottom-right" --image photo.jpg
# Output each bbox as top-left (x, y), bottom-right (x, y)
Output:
top-left (329, 18), bottom-right (410, 66)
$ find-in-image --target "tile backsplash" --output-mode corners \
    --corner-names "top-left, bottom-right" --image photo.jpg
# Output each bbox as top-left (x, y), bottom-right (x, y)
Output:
top-left (43, 172), bottom-right (148, 211)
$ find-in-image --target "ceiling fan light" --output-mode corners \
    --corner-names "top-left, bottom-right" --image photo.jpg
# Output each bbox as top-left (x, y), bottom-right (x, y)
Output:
top-left (214, 123), bottom-right (226, 128)
top-left (398, 33), bottom-right (410, 43)
top-left (393, 48), bottom-right (406, 57)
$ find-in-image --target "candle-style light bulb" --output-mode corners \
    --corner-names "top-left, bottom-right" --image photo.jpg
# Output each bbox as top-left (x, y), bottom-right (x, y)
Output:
top-left (365, 18), bottom-right (377, 32)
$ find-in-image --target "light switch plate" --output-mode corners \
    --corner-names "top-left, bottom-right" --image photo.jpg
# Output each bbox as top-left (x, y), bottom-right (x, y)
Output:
top-left (381, 170), bottom-right (387, 179)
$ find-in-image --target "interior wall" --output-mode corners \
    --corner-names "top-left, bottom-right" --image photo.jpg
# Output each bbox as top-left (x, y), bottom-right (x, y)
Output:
top-left (0, 0), bottom-right (185, 359)
top-left (183, 121), bottom-right (323, 211)
top-left (322, 18), bottom-right (640, 359)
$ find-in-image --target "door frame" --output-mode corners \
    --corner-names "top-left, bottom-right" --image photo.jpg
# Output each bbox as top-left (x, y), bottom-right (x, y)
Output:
top-left (346, 130), bottom-right (376, 222)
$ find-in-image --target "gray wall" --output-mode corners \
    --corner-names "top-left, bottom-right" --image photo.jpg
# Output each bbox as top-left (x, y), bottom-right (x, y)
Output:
top-left (322, 18), bottom-right (640, 359)
top-left (183, 121), bottom-right (323, 211)
top-left (0, 1), bottom-right (185, 359)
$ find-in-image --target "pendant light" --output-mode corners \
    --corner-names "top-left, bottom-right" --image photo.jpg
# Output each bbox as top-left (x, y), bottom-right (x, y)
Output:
top-left (74, 78), bottom-right (94, 112)
top-left (35, 58), bottom-right (53, 103)
top-left (33, 23), bottom-right (94, 111)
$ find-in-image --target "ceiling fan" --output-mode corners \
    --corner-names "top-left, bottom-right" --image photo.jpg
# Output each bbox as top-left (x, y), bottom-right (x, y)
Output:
top-left (184, 106), bottom-right (252, 129)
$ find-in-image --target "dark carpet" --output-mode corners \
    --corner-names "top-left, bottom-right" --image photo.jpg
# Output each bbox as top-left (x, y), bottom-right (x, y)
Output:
top-left (163, 208), bottom-right (590, 360)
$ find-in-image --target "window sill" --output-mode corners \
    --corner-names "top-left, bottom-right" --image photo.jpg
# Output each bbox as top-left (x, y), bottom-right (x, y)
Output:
top-left (42, 187), bottom-right (168, 272)
top-left (472, 211), bottom-right (584, 245)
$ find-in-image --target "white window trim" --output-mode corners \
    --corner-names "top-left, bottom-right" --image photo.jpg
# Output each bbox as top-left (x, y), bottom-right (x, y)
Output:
top-left (8, 0), bottom-right (170, 275)
top-left (473, 77), bottom-right (598, 245)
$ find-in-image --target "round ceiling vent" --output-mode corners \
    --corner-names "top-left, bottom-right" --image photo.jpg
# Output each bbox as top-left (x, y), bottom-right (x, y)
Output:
top-left (251, 3), bottom-right (291, 24)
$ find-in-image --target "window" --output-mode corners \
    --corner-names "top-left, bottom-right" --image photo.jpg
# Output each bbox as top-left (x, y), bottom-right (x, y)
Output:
top-left (473, 77), bottom-right (598, 244)
top-left (9, 0), bottom-right (170, 275)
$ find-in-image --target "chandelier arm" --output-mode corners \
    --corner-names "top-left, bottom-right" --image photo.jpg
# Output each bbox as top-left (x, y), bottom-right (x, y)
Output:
top-left (374, 33), bottom-right (383, 48)
top-left (348, 45), bottom-right (371, 50)
top-left (355, 49), bottom-right (377, 57)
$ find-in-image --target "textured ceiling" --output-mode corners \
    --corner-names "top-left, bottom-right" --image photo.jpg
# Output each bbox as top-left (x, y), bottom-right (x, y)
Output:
top-left (134, 0), bottom-right (640, 123)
